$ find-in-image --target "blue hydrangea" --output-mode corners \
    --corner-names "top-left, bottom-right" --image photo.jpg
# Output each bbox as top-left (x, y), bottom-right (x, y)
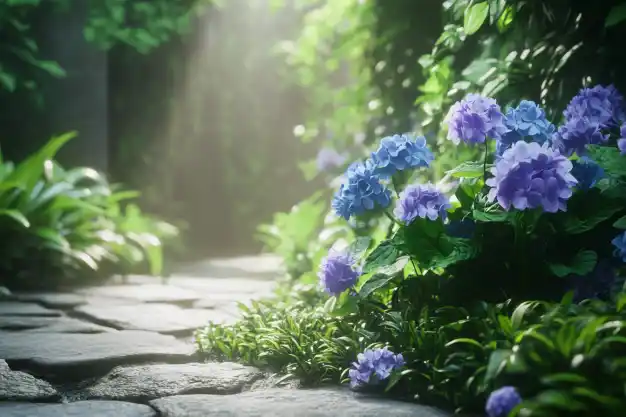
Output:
top-left (394, 183), bottom-right (451, 224)
top-left (568, 260), bottom-right (617, 302)
top-left (564, 84), bottom-right (625, 127)
top-left (316, 148), bottom-right (347, 171)
top-left (348, 347), bottom-right (405, 388)
top-left (612, 231), bottom-right (626, 263)
top-left (497, 100), bottom-right (555, 156)
top-left (446, 94), bottom-right (508, 145)
top-left (571, 157), bottom-right (604, 190)
top-left (552, 117), bottom-right (608, 157)
top-left (332, 161), bottom-right (392, 220)
top-left (318, 250), bottom-right (360, 296)
top-left (486, 141), bottom-right (578, 213)
top-left (619, 123), bottom-right (626, 155)
top-left (485, 386), bottom-right (522, 417)
top-left (370, 134), bottom-right (434, 177)
top-left (445, 218), bottom-right (476, 239)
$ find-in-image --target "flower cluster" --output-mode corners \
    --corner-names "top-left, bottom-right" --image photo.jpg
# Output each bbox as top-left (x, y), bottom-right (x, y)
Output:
top-left (564, 84), bottom-right (625, 127)
top-left (570, 157), bottom-right (604, 190)
top-left (613, 231), bottom-right (626, 263)
top-left (497, 100), bottom-right (555, 156)
top-left (348, 347), bottom-right (405, 388)
top-left (619, 123), bottom-right (626, 155)
top-left (486, 141), bottom-right (577, 213)
top-left (316, 148), bottom-right (347, 172)
top-left (552, 117), bottom-right (608, 156)
top-left (394, 183), bottom-right (451, 224)
top-left (332, 161), bottom-right (392, 220)
top-left (446, 93), bottom-right (508, 145)
top-left (485, 386), bottom-right (522, 417)
top-left (318, 251), bottom-right (360, 296)
top-left (370, 134), bottom-right (433, 177)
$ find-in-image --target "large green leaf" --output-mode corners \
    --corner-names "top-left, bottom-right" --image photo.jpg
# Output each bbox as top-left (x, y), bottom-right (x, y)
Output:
top-left (446, 161), bottom-right (488, 178)
top-left (548, 250), bottom-right (597, 278)
top-left (587, 145), bottom-right (626, 178)
top-left (0, 209), bottom-right (30, 228)
top-left (464, 2), bottom-right (490, 35)
top-left (613, 215), bottom-right (626, 229)
top-left (606, 3), bottom-right (626, 27)
top-left (358, 273), bottom-right (397, 298)
top-left (362, 239), bottom-right (401, 273)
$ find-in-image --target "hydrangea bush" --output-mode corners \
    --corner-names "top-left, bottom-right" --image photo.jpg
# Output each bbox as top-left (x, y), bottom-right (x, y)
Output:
top-left (317, 85), bottom-right (626, 415)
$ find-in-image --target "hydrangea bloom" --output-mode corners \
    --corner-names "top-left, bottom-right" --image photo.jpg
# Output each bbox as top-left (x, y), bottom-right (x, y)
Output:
top-left (318, 251), bottom-right (360, 296)
top-left (486, 141), bottom-right (578, 213)
top-left (568, 260), bottom-right (616, 302)
top-left (348, 347), bottom-right (405, 388)
top-left (332, 161), bottom-right (392, 220)
top-left (619, 123), bottom-right (626, 155)
top-left (485, 386), bottom-right (522, 417)
top-left (612, 231), bottom-right (626, 263)
top-left (497, 100), bottom-right (555, 156)
top-left (552, 117), bottom-right (608, 157)
top-left (446, 94), bottom-right (508, 145)
top-left (370, 134), bottom-right (434, 177)
top-left (564, 84), bottom-right (625, 127)
top-left (570, 157), bottom-right (604, 190)
top-left (394, 183), bottom-right (451, 224)
top-left (316, 148), bottom-right (346, 171)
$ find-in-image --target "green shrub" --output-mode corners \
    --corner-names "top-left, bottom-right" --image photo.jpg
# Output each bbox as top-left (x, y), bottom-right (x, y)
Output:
top-left (0, 132), bottom-right (178, 289)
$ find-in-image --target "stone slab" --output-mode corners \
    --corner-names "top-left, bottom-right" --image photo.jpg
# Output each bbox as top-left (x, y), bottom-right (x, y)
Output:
top-left (0, 401), bottom-right (156, 417)
top-left (0, 302), bottom-right (61, 317)
top-left (12, 292), bottom-right (86, 309)
top-left (0, 360), bottom-right (59, 402)
top-left (76, 284), bottom-right (200, 305)
top-left (149, 387), bottom-right (452, 417)
top-left (0, 315), bottom-right (113, 333)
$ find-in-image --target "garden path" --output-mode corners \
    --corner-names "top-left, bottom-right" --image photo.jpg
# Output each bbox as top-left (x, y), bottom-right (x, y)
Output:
top-left (0, 255), bottom-right (453, 417)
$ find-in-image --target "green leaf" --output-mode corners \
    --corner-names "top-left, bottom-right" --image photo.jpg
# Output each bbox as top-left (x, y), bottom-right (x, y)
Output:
top-left (446, 161), bottom-right (488, 178)
top-left (548, 250), bottom-right (597, 278)
top-left (0, 209), bottom-right (30, 228)
top-left (587, 145), bottom-right (626, 177)
top-left (323, 296), bottom-right (337, 313)
top-left (0, 72), bottom-right (17, 92)
top-left (445, 337), bottom-right (484, 350)
top-left (464, 2), bottom-right (489, 35)
top-left (358, 273), bottom-right (397, 298)
top-left (472, 208), bottom-right (514, 223)
top-left (362, 239), bottom-right (400, 274)
top-left (497, 5), bottom-right (515, 32)
top-left (347, 236), bottom-right (372, 259)
top-left (614, 215), bottom-right (626, 229)
top-left (330, 292), bottom-right (359, 316)
top-left (484, 349), bottom-right (511, 384)
top-left (606, 3), bottom-right (626, 27)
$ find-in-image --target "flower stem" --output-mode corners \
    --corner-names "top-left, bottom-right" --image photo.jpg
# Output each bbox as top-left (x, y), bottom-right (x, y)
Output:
top-left (483, 140), bottom-right (489, 180)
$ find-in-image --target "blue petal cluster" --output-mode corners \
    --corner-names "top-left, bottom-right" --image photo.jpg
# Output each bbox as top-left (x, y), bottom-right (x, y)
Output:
top-left (570, 157), bottom-right (604, 190)
top-left (318, 251), bottom-right (360, 296)
top-left (316, 148), bottom-right (346, 172)
top-left (394, 183), bottom-right (451, 224)
top-left (569, 260), bottom-right (617, 302)
top-left (348, 347), bottom-right (405, 388)
top-left (370, 134), bottom-right (434, 177)
top-left (332, 161), bottom-right (392, 220)
top-left (619, 123), bottom-right (626, 155)
top-left (552, 117), bottom-right (608, 157)
top-left (497, 100), bottom-right (555, 156)
top-left (486, 141), bottom-right (578, 213)
top-left (446, 94), bottom-right (508, 145)
top-left (485, 386), bottom-right (522, 417)
top-left (564, 84), bottom-right (625, 127)
top-left (613, 231), bottom-right (626, 263)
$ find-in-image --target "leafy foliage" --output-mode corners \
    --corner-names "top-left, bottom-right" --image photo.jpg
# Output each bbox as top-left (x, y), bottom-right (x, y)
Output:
top-left (0, 133), bottom-right (179, 289)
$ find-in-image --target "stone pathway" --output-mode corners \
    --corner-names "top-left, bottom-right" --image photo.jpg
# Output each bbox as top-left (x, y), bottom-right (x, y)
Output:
top-left (0, 255), bottom-right (455, 416)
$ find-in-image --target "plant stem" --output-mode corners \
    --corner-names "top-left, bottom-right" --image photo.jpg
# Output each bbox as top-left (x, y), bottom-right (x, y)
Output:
top-left (483, 140), bottom-right (489, 180)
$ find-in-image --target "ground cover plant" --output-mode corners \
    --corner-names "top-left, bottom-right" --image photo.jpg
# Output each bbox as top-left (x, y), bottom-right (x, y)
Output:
top-left (197, 85), bottom-right (626, 416)
top-left (0, 132), bottom-right (179, 289)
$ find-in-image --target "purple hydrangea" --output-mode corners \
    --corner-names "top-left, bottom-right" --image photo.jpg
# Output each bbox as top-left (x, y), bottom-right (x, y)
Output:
top-left (370, 134), bottom-right (434, 177)
top-left (318, 250), bottom-right (360, 296)
top-left (348, 347), bottom-right (405, 388)
top-left (486, 141), bottom-right (578, 213)
top-left (613, 231), bottom-right (626, 263)
top-left (332, 161), bottom-right (392, 220)
top-left (497, 100), bottom-right (556, 156)
top-left (564, 84), bottom-right (625, 127)
top-left (552, 117), bottom-right (609, 157)
top-left (619, 123), bottom-right (626, 155)
top-left (394, 183), bottom-right (451, 224)
top-left (485, 386), bottom-right (522, 417)
top-left (571, 157), bottom-right (604, 190)
top-left (316, 148), bottom-right (347, 171)
top-left (446, 94), bottom-right (508, 145)
top-left (568, 260), bottom-right (616, 302)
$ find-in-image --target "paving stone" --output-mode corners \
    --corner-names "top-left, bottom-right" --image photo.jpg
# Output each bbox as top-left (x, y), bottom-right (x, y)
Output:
top-left (0, 330), bottom-right (194, 381)
top-left (0, 315), bottom-right (113, 333)
top-left (149, 387), bottom-right (452, 417)
top-left (0, 302), bottom-right (61, 317)
top-left (175, 254), bottom-right (283, 279)
top-left (76, 284), bottom-right (200, 305)
top-left (191, 291), bottom-right (270, 310)
top-left (74, 303), bottom-right (236, 336)
top-left (0, 401), bottom-right (156, 417)
top-left (75, 362), bottom-right (264, 402)
top-left (0, 286), bottom-right (12, 300)
top-left (168, 276), bottom-right (276, 296)
top-left (0, 360), bottom-right (59, 402)
top-left (12, 292), bottom-right (86, 309)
